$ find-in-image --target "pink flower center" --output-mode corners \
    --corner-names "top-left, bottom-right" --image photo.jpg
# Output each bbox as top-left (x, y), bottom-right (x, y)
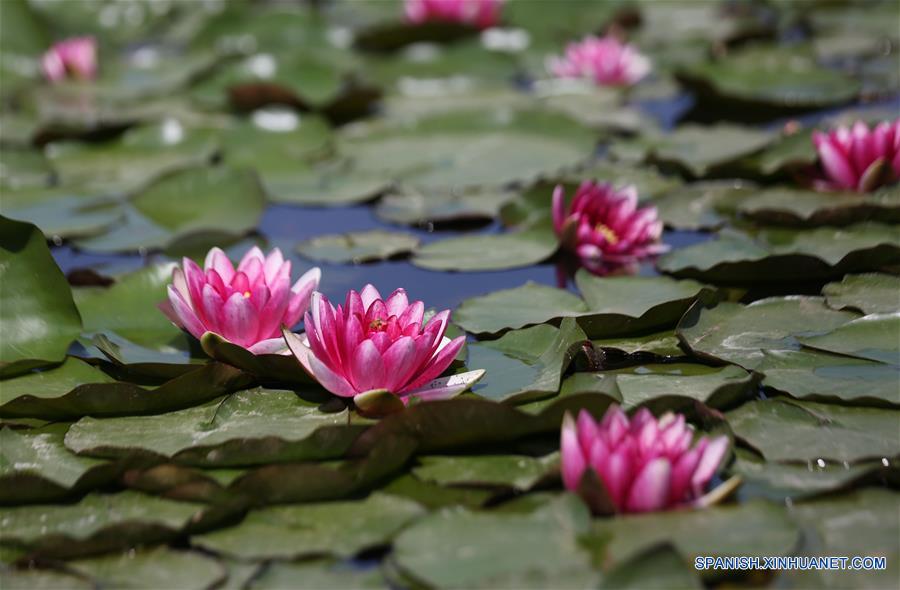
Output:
top-left (369, 318), bottom-right (387, 331)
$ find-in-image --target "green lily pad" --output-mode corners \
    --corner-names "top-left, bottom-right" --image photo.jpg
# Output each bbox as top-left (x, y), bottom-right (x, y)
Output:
top-left (0, 568), bottom-right (92, 589)
top-left (411, 221), bottom-right (558, 271)
top-left (0, 217), bottom-right (82, 378)
top-left (738, 187), bottom-right (900, 227)
top-left (611, 124), bottom-right (773, 178)
top-left (678, 296), bottom-right (858, 370)
top-left (72, 166), bottom-right (265, 254)
top-left (454, 282), bottom-right (587, 334)
top-left (413, 453), bottom-right (558, 491)
top-left (677, 45), bottom-right (861, 109)
top-left (249, 560), bottom-right (386, 590)
top-left (784, 489), bottom-right (900, 590)
top-left (194, 492), bottom-right (424, 560)
top-left (45, 121), bottom-right (219, 193)
top-left (573, 272), bottom-right (717, 338)
top-left (73, 263), bottom-right (183, 349)
top-left (600, 544), bottom-right (703, 590)
top-left (200, 332), bottom-right (314, 385)
top-left (592, 330), bottom-right (684, 357)
top-left (393, 494), bottom-right (597, 589)
top-left (742, 128), bottom-right (816, 176)
top-left (467, 319), bottom-right (587, 403)
top-left (0, 491), bottom-right (205, 559)
top-left (455, 272), bottom-right (715, 337)
top-left (193, 51), bottom-right (371, 114)
top-left (822, 273), bottom-right (900, 315)
top-left (0, 186), bottom-right (122, 240)
top-left (560, 363), bottom-right (757, 410)
top-left (797, 313), bottom-right (899, 365)
top-left (0, 362), bottom-right (249, 421)
top-left (595, 500), bottom-right (799, 570)
top-left (33, 52), bottom-right (227, 135)
top-left (1, 357), bottom-right (113, 408)
top-left (0, 423), bottom-right (120, 505)
top-left (67, 547), bottom-right (226, 590)
top-left (64, 388), bottom-right (365, 467)
top-left (758, 349), bottom-right (900, 406)
top-left (254, 155), bottom-right (389, 206)
top-left (383, 473), bottom-right (494, 510)
top-left (0, 149), bottom-right (53, 190)
top-left (297, 229), bottom-right (420, 264)
top-left (375, 185), bottom-right (515, 226)
top-left (84, 332), bottom-right (203, 381)
top-left (340, 107), bottom-right (595, 191)
top-left (650, 180), bottom-right (756, 231)
top-left (726, 398), bottom-right (900, 463)
top-left (659, 224), bottom-right (900, 283)
top-left (730, 449), bottom-right (894, 501)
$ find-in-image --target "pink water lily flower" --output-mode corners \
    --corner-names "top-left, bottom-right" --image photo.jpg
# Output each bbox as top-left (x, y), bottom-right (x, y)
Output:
top-left (552, 181), bottom-right (668, 274)
top-left (405, 0), bottom-right (505, 29)
top-left (41, 37), bottom-right (98, 83)
top-left (812, 119), bottom-right (900, 192)
top-left (562, 406), bottom-right (730, 514)
top-left (285, 285), bottom-right (483, 405)
top-left (549, 34), bottom-right (650, 87)
top-left (159, 247), bottom-right (321, 354)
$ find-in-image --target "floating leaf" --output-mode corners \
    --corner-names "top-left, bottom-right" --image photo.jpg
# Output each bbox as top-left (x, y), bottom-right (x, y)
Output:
top-left (73, 263), bottom-right (184, 349)
top-left (738, 186), bottom-right (900, 227)
top-left (194, 493), bottom-right (424, 560)
top-left (455, 272), bottom-right (714, 337)
top-left (0, 149), bottom-right (53, 190)
top-left (659, 224), bottom-right (900, 282)
top-left (678, 296), bottom-right (857, 370)
top-left (560, 363), bottom-right (757, 410)
top-left (467, 319), bottom-right (586, 403)
top-left (595, 500), bottom-right (799, 570)
top-left (0, 217), bottom-right (82, 378)
top-left (0, 186), bottom-right (121, 240)
top-left (650, 180), bottom-right (756, 231)
top-left (611, 124), bottom-right (773, 178)
top-left (297, 230), bottom-right (420, 264)
top-left (730, 449), bottom-right (894, 501)
top-left (375, 185), bottom-right (515, 226)
top-left (678, 45), bottom-right (861, 110)
top-left (0, 491), bottom-right (205, 559)
top-left (797, 313), bottom-right (899, 365)
top-left (785, 489), bottom-right (900, 590)
top-left (454, 282), bottom-right (587, 334)
top-left (592, 330), bottom-right (684, 357)
top-left (200, 333), bottom-right (314, 385)
top-left (0, 362), bottom-right (249, 421)
top-left (393, 495), bottom-right (597, 589)
top-left (341, 108), bottom-right (596, 191)
top-left (758, 349), bottom-right (900, 406)
top-left (68, 546), bottom-right (225, 590)
top-left (64, 388), bottom-right (365, 467)
top-left (0, 423), bottom-right (118, 505)
top-left (411, 222), bottom-right (557, 272)
top-left (726, 398), bottom-right (900, 463)
top-left (599, 544), bottom-right (703, 590)
top-left (45, 121), bottom-right (219, 193)
top-left (73, 166), bottom-right (266, 254)
top-left (822, 273), bottom-right (900, 315)
top-left (413, 453), bottom-right (558, 491)
top-left (249, 559), bottom-right (386, 590)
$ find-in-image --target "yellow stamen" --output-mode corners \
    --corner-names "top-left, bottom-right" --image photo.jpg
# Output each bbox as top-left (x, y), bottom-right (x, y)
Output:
top-left (369, 318), bottom-right (386, 331)
top-left (595, 222), bottom-right (619, 245)
top-left (243, 291), bottom-right (251, 298)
